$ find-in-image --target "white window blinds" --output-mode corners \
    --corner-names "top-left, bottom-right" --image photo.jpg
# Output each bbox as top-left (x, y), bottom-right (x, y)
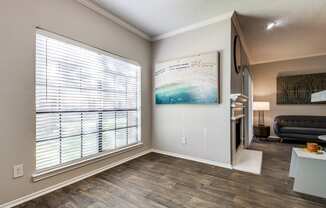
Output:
top-left (36, 30), bottom-right (141, 171)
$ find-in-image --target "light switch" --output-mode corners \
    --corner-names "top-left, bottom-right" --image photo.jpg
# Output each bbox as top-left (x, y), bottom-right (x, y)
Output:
top-left (13, 164), bottom-right (24, 178)
top-left (203, 128), bottom-right (207, 138)
top-left (181, 136), bottom-right (187, 144)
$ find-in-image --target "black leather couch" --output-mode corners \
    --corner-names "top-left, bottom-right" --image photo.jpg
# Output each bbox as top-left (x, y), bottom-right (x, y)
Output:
top-left (273, 115), bottom-right (326, 143)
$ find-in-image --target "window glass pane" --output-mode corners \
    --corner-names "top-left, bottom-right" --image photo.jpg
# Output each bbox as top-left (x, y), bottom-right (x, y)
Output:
top-left (61, 136), bottom-right (82, 163)
top-left (116, 111), bottom-right (127, 128)
top-left (61, 113), bottom-right (81, 138)
top-left (128, 127), bottom-right (138, 145)
top-left (116, 128), bottom-right (127, 148)
top-left (83, 133), bottom-right (99, 157)
top-left (36, 113), bottom-right (60, 141)
top-left (102, 130), bottom-right (115, 151)
top-left (128, 111), bottom-right (137, 127)
top-left (36, 140), bottom-right (60, 170)
top-left (103, 112), bottom-right (115, 130)
top-left (83, 112), bottom-right (99, 134)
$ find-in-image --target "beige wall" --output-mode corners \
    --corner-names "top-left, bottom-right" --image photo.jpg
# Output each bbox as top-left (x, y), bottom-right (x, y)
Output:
top-left (251, 55), bottom-right (326, 135)
top-left (0, 0), bottom-right (152, 204)
top-left (152, 19), bottom-right (232, 165)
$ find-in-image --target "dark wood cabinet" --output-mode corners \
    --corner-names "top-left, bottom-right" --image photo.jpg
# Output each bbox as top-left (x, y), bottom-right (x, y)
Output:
top-left (254, 126), bottom-right (270, 138)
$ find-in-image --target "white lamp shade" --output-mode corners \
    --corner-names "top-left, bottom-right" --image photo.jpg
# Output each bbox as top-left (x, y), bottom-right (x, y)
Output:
top-left (253, 101), bottom-right (270, 111)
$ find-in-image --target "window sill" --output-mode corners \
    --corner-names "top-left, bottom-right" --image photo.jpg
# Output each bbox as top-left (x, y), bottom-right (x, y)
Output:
top-left (32, 142), bottom-right (144, 182)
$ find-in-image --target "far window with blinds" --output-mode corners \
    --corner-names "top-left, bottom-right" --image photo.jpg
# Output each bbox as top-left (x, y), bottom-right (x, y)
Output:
top-left (36, 30), bottom-right (141, 171)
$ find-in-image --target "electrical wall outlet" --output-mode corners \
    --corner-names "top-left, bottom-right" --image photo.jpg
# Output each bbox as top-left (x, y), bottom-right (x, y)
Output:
top-left (181, 136), bottom-right (187, 144)
top-left (203, 128), bottom-right (207, 138)
top-left (13, 164), bottom-right (24, 178)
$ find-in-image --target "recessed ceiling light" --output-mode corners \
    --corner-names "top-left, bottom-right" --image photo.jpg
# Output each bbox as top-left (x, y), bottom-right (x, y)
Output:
top-left (266, 20), bottom-right (284, 31)
top-left (266, 22), bottom-right (276, 30)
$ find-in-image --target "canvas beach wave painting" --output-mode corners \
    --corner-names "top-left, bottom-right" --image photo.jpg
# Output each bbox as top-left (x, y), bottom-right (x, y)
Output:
top-left (154, 52), bottom-right (220, 104)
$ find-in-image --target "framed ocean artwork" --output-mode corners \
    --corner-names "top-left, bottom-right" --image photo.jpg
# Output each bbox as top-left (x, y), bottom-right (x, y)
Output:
top-left (154, 52), bottom-right (220, 104)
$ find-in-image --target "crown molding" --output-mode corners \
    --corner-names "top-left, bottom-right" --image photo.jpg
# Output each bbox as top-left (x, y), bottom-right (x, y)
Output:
top-left (75, 0), bottom-right (151, 41)
top-left (231, 13), bottom-right (252, 65)
top-left (152, 11), bottom-right (234, 41)
top-left (251, 52), bottom-right (326, 65)
top-left (74, 2), bottom-right (234, 42)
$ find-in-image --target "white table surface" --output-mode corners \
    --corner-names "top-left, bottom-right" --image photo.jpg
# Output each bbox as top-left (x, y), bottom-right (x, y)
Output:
top-left (293, 147), bottom-right (326, 161)
top-left (290, 148), bottom-right (326, 198)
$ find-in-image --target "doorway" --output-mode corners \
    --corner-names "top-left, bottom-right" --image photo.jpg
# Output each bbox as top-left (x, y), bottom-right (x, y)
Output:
top-left (243, 67), bottom-right (254, 146)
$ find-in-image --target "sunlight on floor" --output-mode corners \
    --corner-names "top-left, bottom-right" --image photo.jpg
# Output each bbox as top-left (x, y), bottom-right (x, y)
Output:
top-left (233, 147), bottom-right (263, 175)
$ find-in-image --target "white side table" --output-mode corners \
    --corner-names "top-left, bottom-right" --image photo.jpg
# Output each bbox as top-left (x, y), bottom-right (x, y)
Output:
top-left (289, 148), bottom-right (326, 198)
top-left (318, 135), bottom-right (326, 142)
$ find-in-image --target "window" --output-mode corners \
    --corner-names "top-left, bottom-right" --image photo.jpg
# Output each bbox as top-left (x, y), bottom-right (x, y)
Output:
top-left (35, 30), bottom-right (141, 171)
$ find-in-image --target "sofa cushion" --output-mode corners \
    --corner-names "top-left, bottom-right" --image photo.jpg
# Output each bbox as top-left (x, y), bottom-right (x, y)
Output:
top-left (279, 133), bottom-right (321, 141)
top-left (280, 127), bottom-right (326, 136)
top-left (275, 116), bottom-right (326, 129)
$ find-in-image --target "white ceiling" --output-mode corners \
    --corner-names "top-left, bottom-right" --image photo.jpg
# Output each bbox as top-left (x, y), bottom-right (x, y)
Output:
top-left (90, 0), bottom-right (326, 64)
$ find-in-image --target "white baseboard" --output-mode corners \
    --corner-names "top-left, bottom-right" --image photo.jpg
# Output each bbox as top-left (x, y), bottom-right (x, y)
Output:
top-left (1, 148), bottom-right (233, 208)
top-left (0, 149), bottom-right (152, 208)
top-left (151, 149), bottom-right (232, 169)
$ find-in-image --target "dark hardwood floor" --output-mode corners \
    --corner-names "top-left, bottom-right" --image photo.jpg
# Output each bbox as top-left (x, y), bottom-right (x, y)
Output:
top-left (17, 141), bottom-right (326, 208)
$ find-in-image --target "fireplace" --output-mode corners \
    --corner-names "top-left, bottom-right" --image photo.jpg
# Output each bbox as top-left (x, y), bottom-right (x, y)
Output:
top-left (235, 119), bottom-right (241, 149)
top-left (230, 94), bottom-right (248, 165)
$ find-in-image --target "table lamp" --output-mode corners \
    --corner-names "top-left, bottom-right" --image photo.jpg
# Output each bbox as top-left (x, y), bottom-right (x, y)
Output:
top-left (253, 101), bottom-right (270, 127)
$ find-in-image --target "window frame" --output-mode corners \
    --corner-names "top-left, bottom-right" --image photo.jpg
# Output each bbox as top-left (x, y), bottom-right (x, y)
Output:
top-left (33, 29), bottom-right (142, 181)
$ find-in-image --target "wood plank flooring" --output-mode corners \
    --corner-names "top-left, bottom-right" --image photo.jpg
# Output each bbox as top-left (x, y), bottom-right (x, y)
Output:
top-left (16, 141), bottom-right (326, 208)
